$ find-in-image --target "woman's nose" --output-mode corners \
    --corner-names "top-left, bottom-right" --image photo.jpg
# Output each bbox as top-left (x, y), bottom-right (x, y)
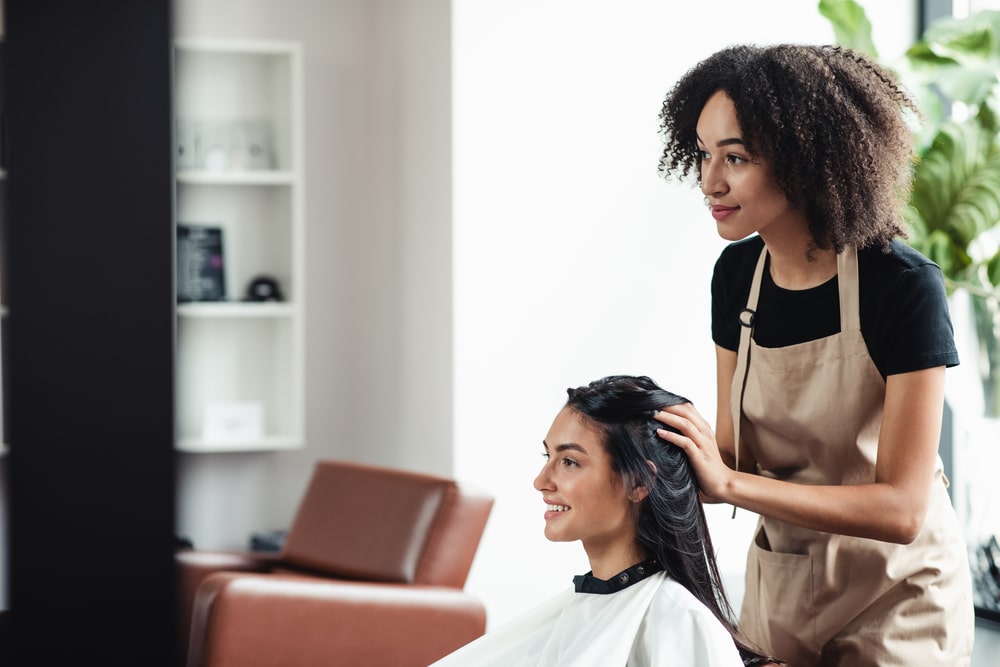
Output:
top-left (533, 465), bottom-right (552, 492)
top-left (700, 160), bottom-right (726, 197)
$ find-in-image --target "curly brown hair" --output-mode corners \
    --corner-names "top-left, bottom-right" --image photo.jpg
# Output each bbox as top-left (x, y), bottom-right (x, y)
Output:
top-left (658, 44), bottom-right (920, 252)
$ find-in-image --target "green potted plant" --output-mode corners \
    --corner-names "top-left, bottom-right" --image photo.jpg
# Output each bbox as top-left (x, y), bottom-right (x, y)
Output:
top-left (820, 0), bottom-right (1000, 416)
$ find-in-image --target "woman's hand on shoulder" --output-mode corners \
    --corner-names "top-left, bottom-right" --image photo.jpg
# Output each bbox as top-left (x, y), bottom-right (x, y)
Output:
top-left (655, 403), bottom-right (733, 502)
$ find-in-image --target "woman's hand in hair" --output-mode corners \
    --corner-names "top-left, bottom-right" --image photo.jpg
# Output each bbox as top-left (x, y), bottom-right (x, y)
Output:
top-left (654, 403), bottom-right (733, 503)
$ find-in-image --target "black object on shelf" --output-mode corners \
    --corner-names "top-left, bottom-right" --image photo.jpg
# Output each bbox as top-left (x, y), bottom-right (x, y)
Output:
top-left (177, 224), bottom-right (226, 302)
top-left (243, 275), bottom-right (283, 302)
top-left (249, 529), bottom-right (287, 553)
top-left (972, 534), bottom-right (1000, 624)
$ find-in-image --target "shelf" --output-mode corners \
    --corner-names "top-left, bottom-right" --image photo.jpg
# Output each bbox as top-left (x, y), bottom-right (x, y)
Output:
top-left (177, 302), bottom-right (296, 318)
top-left (174, 38), bottom-right (304, 453)
top-left (177, 170), bottom-right (295, 186)
top-left (175, 38), bottom-right (301, 56)
top-left (177, 435), bottom-right (302, 453)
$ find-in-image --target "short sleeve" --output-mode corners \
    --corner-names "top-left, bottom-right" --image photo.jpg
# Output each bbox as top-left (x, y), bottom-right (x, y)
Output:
top-left (878, 263), bottom-right (959, 376)
top-left (712, 254), bottom-right (739, 351)
top-left (712, 238), bottom-right (761, 352)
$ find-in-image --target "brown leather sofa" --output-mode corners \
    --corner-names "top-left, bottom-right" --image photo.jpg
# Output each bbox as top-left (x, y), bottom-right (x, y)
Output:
top-left (177, 459), bottom-right (494, 667)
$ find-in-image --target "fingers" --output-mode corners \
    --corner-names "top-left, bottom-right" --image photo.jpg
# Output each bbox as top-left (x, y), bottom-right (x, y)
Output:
top-left (653, 402), bottom-right (712, 437)
top-left (653, 412), bottom-right (697, 453)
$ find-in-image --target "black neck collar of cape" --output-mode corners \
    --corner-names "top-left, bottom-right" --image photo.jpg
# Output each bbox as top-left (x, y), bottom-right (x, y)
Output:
top-left (573, 559), bottom-right (663, 594)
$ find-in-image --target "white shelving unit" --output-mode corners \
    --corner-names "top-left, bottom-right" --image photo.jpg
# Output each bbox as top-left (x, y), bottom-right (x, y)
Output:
top-left (174, 39), bottom-right (305, 453)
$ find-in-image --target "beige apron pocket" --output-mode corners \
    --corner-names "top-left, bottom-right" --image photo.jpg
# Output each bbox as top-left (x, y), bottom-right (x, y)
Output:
top-left (744, 524), bottom-right (818, 664)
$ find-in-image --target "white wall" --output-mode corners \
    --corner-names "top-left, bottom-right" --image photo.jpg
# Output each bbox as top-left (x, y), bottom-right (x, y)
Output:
top-left (173, 0), bottom-right (454, 550)
top-left (453, 0), bottom-right (917, 629)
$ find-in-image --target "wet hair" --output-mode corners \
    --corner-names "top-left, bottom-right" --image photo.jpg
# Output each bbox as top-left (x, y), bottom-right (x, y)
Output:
top-left (658, 44), bottom-right (920, 253)
top-left (565, 375), bottom-right (774, 664)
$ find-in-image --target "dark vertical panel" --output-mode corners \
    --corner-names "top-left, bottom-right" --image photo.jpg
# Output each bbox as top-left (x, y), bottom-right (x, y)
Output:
top-left (0, 29), bottom-right (8, 653)
top-left (920, 0), bottom-right (954, 33)
top-left (5, 1), bottom-right (176, 664)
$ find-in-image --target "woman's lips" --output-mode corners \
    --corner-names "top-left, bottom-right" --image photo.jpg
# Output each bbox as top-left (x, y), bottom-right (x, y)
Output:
top-left (710, 204), bottom-right (738, 221)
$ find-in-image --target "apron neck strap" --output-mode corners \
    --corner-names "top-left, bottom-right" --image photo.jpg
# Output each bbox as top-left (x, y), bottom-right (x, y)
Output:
top-left (729, 246), bottom-right (768, 514)
top-left (838, 246), bottom-right (860, 332)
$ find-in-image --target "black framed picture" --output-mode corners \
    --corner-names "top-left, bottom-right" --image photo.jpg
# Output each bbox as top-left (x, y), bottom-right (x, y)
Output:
top-left (177, 224), bottom-right (226, 302)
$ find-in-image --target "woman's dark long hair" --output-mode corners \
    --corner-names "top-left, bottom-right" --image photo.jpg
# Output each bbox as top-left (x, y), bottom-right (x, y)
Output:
top-left (565, 375), bottom-right (774, 665)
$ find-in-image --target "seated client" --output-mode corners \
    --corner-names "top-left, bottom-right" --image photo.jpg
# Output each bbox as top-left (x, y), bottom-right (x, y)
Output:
top-left (432, 374), bottom-right (778, 666)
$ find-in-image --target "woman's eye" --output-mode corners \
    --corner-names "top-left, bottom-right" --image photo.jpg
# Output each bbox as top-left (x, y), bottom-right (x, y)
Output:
top-left (726, 153), bottom-right (747, 165)
top-left (697, 149), bottom-right (710, 161)
top-left (561, 458), bottom-right (579, 468)
top-left (540, 451), bottom-right (550, 460)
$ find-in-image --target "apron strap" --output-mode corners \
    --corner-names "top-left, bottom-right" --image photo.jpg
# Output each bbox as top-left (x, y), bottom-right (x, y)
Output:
top-left (730, 246), bottom-right (767, 517)
top-left (838, 246), bottom-right (860, 332)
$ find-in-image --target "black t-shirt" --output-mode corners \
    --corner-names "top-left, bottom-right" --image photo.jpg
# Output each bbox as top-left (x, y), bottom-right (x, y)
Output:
top-left (711, 235), bottom-right (959, 378)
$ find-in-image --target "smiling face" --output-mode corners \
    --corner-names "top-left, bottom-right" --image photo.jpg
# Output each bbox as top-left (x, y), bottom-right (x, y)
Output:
top-left (696, 90), bottom-right (805, 243)
top-left (533, 407), bottom-right (640, 570)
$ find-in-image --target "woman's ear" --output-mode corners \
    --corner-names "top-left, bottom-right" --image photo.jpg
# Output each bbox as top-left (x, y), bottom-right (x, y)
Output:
top-left (628, 461), bottom-right (658, 503)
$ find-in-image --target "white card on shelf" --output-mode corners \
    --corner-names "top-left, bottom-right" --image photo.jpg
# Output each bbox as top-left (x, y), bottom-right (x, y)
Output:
top-left (202, 401), bottom-right (264, 442)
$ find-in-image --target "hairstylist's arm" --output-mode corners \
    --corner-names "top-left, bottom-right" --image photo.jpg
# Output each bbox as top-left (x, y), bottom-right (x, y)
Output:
top-left (656, 366), bottom-right (945, 544)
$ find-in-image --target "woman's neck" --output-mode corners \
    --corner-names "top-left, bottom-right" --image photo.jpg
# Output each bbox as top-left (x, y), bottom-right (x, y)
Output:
top-left (584, 542), bottom-right (648, 580)
top-left (759, 229), bottom-right (838, 291)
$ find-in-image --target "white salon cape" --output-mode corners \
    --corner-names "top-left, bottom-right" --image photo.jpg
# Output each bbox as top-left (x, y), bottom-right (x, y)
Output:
top-left (431, 563), bottom-right (744, 666)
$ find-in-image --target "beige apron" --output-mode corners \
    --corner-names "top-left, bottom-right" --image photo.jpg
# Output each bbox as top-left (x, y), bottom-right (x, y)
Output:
top-left (732, 246), bottom-right (974, 667)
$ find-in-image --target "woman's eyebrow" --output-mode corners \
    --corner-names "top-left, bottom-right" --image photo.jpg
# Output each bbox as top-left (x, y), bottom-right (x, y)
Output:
top-left (695, 133), bottom-right (745, 148)
top-left (542, 440), bottom-right (589, 454)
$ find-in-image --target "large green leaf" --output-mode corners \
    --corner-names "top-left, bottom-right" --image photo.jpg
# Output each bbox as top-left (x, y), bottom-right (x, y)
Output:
top-left (904, 11), bottom-right (1000, 107)
top-left (818, 0), bottom-right (878, 58)
top-left (818, 1), bottom-right (1000, 294)
top-left (921, 11), bottom-right (1000, 62)
top-left (988, 249), bottom-right (1000, 286)
top-left (910, 120), bottom-right (1000, 284)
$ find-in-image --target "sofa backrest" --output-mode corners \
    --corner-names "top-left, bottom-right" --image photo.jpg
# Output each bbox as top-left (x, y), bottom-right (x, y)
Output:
top-left (280, 460), bottom-right (493, 588)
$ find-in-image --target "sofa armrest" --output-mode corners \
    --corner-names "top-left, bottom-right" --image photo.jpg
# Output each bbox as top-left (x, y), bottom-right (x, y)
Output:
top-left (187, 573), bottom-right (486, 667)
top-left (177, 550), bottom-right (279, 662)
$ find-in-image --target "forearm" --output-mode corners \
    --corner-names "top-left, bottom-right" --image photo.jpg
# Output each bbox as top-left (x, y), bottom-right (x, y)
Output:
top-left (659, 369), bottom-right (944, 543)
top-left (721, 472), bottom-right (931, 543)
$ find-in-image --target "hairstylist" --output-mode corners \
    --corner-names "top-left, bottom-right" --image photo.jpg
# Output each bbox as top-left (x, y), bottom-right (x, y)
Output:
top-left (654, 44), bottom-right (975, 666)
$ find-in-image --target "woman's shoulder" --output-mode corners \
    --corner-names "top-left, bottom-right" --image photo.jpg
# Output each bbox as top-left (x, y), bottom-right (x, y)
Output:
top-left (858, 239), bottom-right (948, 297)
top-left (859, 238), bottom-right (944, 274)
top-left (647, 575), bottom-right (728, 624)
top-left (857, 239), bottom-right (958, 375)
top-left (637, 575), bottom-right (744, 664)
